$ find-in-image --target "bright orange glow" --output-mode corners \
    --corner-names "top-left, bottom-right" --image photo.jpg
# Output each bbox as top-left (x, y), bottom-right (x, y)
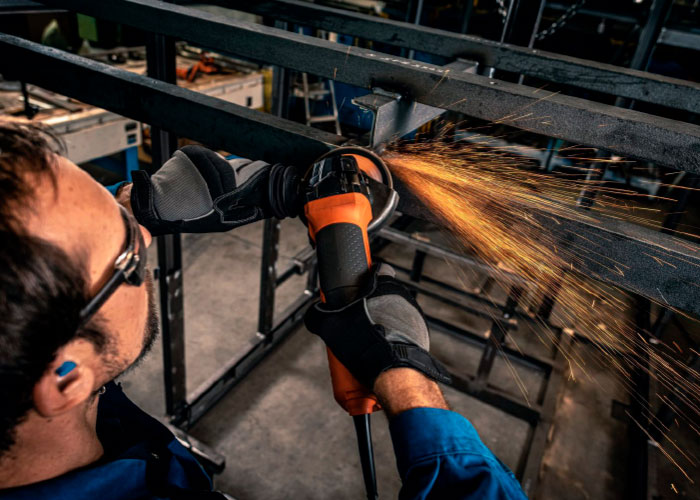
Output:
top-left (383, 136), bottom-right (699, 481)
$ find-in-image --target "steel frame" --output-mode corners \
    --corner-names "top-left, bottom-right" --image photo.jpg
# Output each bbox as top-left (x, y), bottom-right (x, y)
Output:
top-left (658, 28), bottom-right (700, 52)
top-left (32, 0), bottom-right (700, 173)
top-left (179, 0), bottom-right (700, 114)
top-left (2, 31), bottom-right (699, 316)
top-left (1, 2), bottom-right (698, 496)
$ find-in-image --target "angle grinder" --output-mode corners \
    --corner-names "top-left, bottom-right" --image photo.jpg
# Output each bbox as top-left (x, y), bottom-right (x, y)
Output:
top-left (268, 146), bottom-right (399, 499)
top-left (300, 147), bottom-right (398, 411)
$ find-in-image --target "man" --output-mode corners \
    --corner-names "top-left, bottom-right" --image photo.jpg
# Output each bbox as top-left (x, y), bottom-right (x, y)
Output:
top-left (0, 121), bottom-right (527, 499)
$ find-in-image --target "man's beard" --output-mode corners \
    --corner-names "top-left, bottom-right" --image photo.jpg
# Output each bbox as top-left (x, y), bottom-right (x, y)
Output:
top-left (103, 271), bottom-right (160, 382)
top-left (131, 271), bottom-right (160, 368)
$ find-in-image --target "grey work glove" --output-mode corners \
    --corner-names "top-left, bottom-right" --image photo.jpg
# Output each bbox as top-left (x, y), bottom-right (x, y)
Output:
top-left (304, 264), bottom-right (451, 389)
top-left (130, 145), bottom-right (299, 236)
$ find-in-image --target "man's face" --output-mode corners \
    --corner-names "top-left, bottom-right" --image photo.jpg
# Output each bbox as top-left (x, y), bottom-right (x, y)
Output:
top-left (25, 154), bottom-right (158, 386)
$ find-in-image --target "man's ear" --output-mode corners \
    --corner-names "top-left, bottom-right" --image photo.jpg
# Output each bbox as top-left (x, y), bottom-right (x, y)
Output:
top-left (33, 340), bottom-right (98, 418)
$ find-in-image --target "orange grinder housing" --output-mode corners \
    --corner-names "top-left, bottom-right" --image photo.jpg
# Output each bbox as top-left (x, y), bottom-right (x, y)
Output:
top-left (302, 148), bottom-right (396, 416)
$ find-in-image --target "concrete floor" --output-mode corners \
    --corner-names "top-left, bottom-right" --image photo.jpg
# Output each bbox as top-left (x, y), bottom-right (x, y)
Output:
top-left (118, 217), bottom-right (696, 499)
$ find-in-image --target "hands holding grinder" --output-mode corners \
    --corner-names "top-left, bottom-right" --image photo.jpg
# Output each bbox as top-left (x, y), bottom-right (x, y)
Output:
top-left (127, 146), bottom-right (450, 416)
top-left (305, 264), bottom-right (451, 416)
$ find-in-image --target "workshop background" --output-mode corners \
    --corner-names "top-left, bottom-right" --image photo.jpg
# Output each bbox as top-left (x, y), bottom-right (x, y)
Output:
top-left (1, 1), bottom-right (699, 499)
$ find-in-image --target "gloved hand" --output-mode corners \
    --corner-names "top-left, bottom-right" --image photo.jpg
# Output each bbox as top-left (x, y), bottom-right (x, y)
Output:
top-left (130, 145), bottom-right (299, 236)
top-left (304, 264), bottom-right (451, 390)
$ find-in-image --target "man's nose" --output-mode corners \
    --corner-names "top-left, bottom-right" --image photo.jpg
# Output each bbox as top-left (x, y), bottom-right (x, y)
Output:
top-left (139, 225), bottom-right (153, 248)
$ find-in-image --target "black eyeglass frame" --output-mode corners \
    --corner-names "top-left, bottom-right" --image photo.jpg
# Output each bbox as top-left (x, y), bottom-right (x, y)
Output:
top-left (78, 205), bottom-right (147, 325)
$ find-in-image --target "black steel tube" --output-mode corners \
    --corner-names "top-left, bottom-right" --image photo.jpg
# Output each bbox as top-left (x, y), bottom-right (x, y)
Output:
top-left (0, 34), bottom-right (343, 166)
top-left (20, 81), bottom-right (38, 118)
top-left (615, 0), bottom-right (674, 109)
top-left (474, 287), bottom-right (523, 386)
top-left (353, 414), bottom-right (379, 500)
top-left (406, 0), bottom-right (424, 60)
top-left (426, 314), bottom-right (554, 374)
top-left (147, 33), bottom-right (188, 417)
top-left (181, 292), bottom-right (315, 427)
top-left (182, 0), bottom-right (700, 114)
top-left (459, 0), bottom-right (474, 34)
top-left (500, 0), bottom-right (546, 47)
top-left (630, 0), bottom-right (673, 71)
top-left (627, 296), bottom-right (652, 500)
top-left (257, 39), bottom-right (291, 340)
top-left (447, 372), bottom-right (542, 424)
top-left (658, 28), bottom-right (700, 51)
top-left (32, 1), bottom-right (700, 171)
top-left (393, 182), bottom-right (700, 317)
top-left (409, 250), bottom-right (427, 283)
top-left (258, 219), bottom-right (280, 340)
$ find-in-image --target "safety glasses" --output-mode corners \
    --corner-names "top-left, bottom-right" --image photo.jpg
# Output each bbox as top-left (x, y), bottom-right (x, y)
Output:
top-left (78, 205), bottom-right (147, 325)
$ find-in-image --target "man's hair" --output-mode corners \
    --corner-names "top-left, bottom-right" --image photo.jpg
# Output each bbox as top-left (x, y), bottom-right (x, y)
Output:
top-left (0, 121), bottom-right (105, 453)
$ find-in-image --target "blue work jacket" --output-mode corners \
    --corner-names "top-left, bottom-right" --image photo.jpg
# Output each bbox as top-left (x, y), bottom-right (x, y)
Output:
top-left (390, 407), bottom-right (528, 499)
top-left (0, 383), bottom-right (223, 500)
top-left (0, 383), bottom-right (526, 499)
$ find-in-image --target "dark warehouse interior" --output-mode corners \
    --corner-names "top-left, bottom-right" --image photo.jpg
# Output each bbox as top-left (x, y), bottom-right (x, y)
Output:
top-left (0, 1), bottom-right (699, 499)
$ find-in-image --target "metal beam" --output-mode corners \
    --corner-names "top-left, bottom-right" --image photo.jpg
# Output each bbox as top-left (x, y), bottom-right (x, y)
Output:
top-left (35, 0), bottom-right (700, 173)
top-left (146, 33), bottom-right (188, 418)
top-left (545, 214), bottom-right (700, 317)
top-left (629, 0), bottom-right (673, 71)
top-left (447, 372), bottom-right (542, 425)
top-left (519, 336), bottom-right (567, 497)
top-left (182, 0), bottom-right (700, 115)
top-left (658, 28), bottom-right (700, 52)
top-left (0, 0), bottom-right (63, 13)
top-left (544, 3), bottom-right (638, 25)
top-left (499, 0), bottom-right (546, 47)
top-left (2, 33), bottom-right (699, 316)
top-left (0, 31), bottom-right (341, 163)
top-left (353, 93), bottom-right (444, 148)
top-left (424, 314), bottom-right (553, 374)
top-left (0, 35), bottom-right (343, 166)
top-left (181, 292), bottom-right (314, 427)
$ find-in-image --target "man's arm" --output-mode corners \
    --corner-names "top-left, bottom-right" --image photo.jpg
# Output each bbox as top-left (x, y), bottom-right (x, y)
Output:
top-left (305, 266), bottom-right (528, 499)
top-left (373, 368), bottom-right (448, 417)
top-left (374, 368), bottom-right (527, 499)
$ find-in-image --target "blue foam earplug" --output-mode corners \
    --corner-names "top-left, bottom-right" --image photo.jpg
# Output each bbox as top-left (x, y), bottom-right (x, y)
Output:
top-left (55, 361), bottom-right (77, 377)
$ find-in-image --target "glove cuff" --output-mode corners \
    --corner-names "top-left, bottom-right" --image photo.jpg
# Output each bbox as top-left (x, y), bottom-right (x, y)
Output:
top-left (387, 343), bottom-right (452, 385)
top-left (353, 335), bottom-right (452, 388)
top-left (268, 163), bottom-right (301, 219)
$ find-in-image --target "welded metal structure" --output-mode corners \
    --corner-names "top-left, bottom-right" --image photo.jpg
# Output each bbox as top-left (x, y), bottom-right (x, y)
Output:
top-left (1, 1), bottom-right (698, 497)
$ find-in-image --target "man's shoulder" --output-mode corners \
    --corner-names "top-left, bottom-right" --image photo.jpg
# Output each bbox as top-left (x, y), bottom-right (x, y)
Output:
top-left (96, 381), bottom-right (177, 457)
top-left (0, 383), bottom-right (218, 500)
